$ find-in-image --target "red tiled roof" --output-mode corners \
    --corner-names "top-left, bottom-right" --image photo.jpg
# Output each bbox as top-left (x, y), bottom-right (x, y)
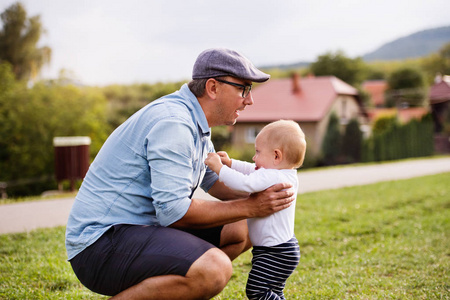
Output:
top-left (429, 76), bottom-right (450, 104)
top-left (238, 75), bottom-right (358, 122)
top-left (362, 80), bottom-right (388, 106)
top-left (367, 107), bottom-right (429, 123)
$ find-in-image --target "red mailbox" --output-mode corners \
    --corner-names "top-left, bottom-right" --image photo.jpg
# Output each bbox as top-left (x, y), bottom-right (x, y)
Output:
top-left (53, 136), bottom-right (91, 190)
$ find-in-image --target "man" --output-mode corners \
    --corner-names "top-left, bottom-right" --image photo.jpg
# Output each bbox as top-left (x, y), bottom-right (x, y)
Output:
top-left (66, 48), bottom-right (295, 299)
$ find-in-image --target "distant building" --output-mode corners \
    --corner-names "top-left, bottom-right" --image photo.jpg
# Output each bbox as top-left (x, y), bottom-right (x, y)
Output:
top-left (362, 80), bottom-right (388, 107)
top-left (429, 74), bottom-right (450, 153)
top-left (362, 79), bottom-right (429, 125)
top-left (367, 107), bottom-right (430, 124)
top-left (429, 74), bottom-right (450, 133)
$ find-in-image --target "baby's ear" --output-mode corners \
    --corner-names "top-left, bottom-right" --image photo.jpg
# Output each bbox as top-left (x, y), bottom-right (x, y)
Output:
top-left (274, 149), bottom-right (282, 165)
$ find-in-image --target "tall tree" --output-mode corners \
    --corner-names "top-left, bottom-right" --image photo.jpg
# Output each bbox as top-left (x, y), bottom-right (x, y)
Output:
top-left (309, 50), bottom-right (367, 86)
top-left (385, 67), bottom-right (427, 107)
top-left (342, 118), bottom-right (363, 163)
top-left (321, 112), bottom-right (342, 165)
top-left (0, 2), bottom-right (51, 81)
top-left (421, 42), bottom-right (450, 82)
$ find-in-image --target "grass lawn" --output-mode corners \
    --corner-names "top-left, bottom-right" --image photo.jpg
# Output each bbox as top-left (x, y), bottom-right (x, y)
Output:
top-left (1, 173), bottom-right (449, 299)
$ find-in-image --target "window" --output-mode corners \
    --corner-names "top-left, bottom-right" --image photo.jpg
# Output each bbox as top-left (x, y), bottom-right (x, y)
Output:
top-left (340, 99), bottom-right (349, 125)
top-left (245, 127), bottom-right (261, 143)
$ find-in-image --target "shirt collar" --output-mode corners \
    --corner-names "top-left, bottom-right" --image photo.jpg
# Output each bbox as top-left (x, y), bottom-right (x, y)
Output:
top-left (179, 84), bottom-right (211, 136)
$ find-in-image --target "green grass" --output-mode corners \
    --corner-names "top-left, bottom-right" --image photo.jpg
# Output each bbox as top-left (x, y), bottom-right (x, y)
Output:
top-left (1, 173), bottom-right (449, 299)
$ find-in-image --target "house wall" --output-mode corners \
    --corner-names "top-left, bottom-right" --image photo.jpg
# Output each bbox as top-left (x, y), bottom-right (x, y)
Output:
top-left (330, 95), bottom-right (365, 126)
top-left (231, 122), bottom-right (265, 147)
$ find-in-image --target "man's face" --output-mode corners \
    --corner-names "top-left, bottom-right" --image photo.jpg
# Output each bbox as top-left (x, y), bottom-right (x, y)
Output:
top-left (214, 77), bottom-right (254, 126)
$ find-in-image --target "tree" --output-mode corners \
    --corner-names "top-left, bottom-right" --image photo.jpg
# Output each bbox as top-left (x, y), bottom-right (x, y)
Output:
top-left (0, 62), bottom-right (17, 165)
top-left (321, 112), bottom-right (342, 165)
top-left (0, 2), bottom-right (51, 81)
top-left (0, 72), bottom-right (110, 195)
top-left (342, 118), bottom-right (363, 163)
top-left (385, 67), bottom-right (427, 107)
top-left (309, 50), bottom-right (367, 86)
top-left (421, 42), bottom-right (450, 82)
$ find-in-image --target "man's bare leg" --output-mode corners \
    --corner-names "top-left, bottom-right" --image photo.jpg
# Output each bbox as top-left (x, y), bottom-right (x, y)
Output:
top-left (110, 248), bottom-right (232, 300)
top-left (220, 219), bottom-right (252, 261)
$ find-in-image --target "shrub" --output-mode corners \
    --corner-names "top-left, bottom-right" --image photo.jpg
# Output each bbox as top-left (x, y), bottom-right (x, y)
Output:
top-left (321, 113), bottom-right (342, 165)
top-left (342, 118), bottom-right (363, 163)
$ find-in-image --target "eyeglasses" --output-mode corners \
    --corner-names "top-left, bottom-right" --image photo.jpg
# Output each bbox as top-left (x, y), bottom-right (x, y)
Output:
top-left (215, 78), bottom-right (252, 98)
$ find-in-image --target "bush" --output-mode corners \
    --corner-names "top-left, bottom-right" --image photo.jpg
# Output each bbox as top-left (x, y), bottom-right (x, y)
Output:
top-left (223, 145), bottom-right (255, 164)
top-left (211, 126), bottom-right (231, 151)
top-left (342, 118), bottom-right (363, 163)
top-left (363, 114), bottom-right (434, 162)
top-left (0, 70), bottom-right (110, 195)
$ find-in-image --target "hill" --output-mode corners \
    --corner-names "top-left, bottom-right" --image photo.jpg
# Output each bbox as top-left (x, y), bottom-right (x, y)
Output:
top-left (261, 26), bottom-right (450, 70)
top-left (363, 25), bottom-right (450, 61)
top-left (259, 61), bottom-right (310, 70)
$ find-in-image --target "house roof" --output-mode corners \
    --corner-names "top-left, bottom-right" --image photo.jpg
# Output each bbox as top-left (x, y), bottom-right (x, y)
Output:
top-left (237, 75), bottom-right (359, 123)
top-left (367, 107), bottom-right (429, 124)
top-left (429, 75), bottom-right (450, 104)
top-left (362, 80), bottom-right (387, 106)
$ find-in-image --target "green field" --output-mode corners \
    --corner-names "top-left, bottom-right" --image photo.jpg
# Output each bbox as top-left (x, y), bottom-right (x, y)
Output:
top-left (1, 173), bottom-right (449, 299)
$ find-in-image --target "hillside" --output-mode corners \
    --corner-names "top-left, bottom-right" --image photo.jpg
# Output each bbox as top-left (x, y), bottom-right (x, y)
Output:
top-left (363, 26), bottom-right (450, 61)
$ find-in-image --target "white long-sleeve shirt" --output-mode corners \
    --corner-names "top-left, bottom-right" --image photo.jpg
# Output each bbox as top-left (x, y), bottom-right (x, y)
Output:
top-left (219, 159), bottom-right (298, 247)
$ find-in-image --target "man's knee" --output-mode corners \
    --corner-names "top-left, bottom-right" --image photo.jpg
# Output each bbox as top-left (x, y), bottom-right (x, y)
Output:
top-left (187, 248), bottom-right (232, 298)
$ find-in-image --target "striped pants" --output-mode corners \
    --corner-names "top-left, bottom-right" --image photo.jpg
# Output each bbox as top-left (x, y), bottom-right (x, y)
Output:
top-left (245, 237), bottom-right (300, 300)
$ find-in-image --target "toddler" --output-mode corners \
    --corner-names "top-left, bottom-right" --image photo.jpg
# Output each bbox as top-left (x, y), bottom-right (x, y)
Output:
top-left (205, 119), bottom-right (307, 300)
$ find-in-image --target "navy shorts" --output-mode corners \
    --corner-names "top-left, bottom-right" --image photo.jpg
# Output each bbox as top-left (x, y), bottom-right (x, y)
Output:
top-left (70, 224), bottom-right (222, 296)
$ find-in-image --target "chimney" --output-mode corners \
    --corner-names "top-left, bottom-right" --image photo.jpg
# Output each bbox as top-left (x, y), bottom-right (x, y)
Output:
top-left (292, 73), bottom-right (301, 94)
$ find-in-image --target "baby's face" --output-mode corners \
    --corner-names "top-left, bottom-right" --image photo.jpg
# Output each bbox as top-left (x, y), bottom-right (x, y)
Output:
top-left (252, 132), bottom-right (276, 170)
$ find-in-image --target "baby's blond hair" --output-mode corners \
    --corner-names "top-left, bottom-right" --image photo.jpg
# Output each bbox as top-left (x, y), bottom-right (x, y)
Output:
top-left (258, 120), bottom-right (307, 168)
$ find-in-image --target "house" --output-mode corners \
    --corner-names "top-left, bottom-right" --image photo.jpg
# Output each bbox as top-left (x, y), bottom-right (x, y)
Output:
top-left (429, 74), bottom-right (450, 153)
top-left (366, 107), bottom-right (430, 124)
top-left (429, 74), bottom-right (450, 132)
top-left (362, 80), bottom-right (388, 107)
top-left (362, 79), bottom-right (429, 125)
top-left (232, 74), bottom-right (368, 157)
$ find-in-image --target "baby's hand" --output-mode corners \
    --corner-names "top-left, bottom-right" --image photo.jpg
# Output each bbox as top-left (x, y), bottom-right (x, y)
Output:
top-left (217, 151), bottom-right (232, 167)
top-left (205, 153), bottom-right (223, 175)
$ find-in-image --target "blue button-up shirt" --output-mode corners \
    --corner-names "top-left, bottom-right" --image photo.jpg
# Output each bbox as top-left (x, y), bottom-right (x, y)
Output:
top-left (65, 84), bottom-right (218, 260)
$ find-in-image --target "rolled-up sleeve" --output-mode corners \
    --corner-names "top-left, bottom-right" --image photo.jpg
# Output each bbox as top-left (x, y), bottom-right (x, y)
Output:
top-left (200, 141), bottom-right (219, 192)
top-left (146, 118), bottom-right (195, 226)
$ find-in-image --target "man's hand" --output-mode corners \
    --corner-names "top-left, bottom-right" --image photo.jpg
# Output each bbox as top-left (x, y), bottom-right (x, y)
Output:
top-left (217, 151), bottom-right (232, 167)
top-left (205, 153), bottom-right (223, 175)
top-left (247, 183), bottom-right (295, 218)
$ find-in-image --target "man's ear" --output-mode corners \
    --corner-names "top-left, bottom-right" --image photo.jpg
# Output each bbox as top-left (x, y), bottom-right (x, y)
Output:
top-left (274, 149), bottom-right (283, 165)
top-left (205, 78), bottom-right (218, 100)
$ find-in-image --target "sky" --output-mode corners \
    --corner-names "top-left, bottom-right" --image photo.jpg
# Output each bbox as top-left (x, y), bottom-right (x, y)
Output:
top-left (1, 0), bottom-right (449, 86)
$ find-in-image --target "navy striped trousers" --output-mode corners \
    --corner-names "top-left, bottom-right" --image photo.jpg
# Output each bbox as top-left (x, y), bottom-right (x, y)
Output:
top-left (245, 237), bottom-right (300, 300)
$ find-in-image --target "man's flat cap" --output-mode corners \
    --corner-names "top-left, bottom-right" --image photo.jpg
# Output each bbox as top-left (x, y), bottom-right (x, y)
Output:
top-left (192, 48), bottom-right (270, 83)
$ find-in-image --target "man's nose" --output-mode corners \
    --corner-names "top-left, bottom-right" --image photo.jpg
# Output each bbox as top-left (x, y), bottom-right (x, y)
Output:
top-left (244, 92), bottom-right (254, 105)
